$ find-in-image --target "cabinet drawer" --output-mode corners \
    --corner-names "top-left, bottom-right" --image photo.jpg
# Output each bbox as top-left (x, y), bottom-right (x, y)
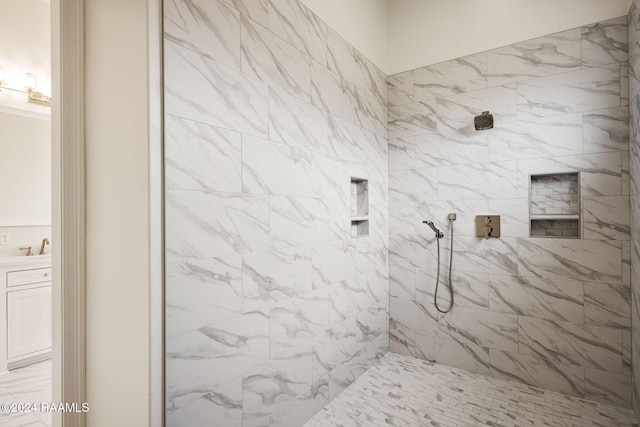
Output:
top-left (7, 268), bottom-right (52, 287)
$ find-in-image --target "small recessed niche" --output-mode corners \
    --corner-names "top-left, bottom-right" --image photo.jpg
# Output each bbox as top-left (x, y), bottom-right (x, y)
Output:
top-left (350, 177), bottom-right (369, 237)
top-left (529, 172), bottom-right (580, 238)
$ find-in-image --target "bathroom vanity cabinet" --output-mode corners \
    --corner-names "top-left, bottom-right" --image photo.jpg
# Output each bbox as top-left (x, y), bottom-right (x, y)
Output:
top-left (0, 257), bottom-right (52, 374)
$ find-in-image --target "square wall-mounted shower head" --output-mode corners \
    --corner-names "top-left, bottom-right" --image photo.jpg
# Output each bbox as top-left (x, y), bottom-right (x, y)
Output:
top-left (474, 111), bottom-right (493, 131)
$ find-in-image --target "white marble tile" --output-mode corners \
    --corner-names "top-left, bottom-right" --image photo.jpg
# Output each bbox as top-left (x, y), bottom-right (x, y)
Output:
top-left (518, 238), bottom-right (622, 284)
top-left (311, 154), bottom-right (349, 201)
top-left (489, 349), bottom-right (584, 397)
top-left (426, 270), bottom-right (489, 311)
top-left (488, 113), bottom-right (583, 161)
top-left (487, 29), bottom-right (581, 86)
top-left (241, 15), bottom-right (310, 100)
top-left (166, 308), bottom-right (269, 410)
top-left (389, 202), bottom-right (415, 235)
top-left (413, 297), bottom-right (439, 338)
top-left (416, 199), bottom-right (489, 238)
top-left (623, 330), bottom-right (632, 374)
top-left (583, 195), bottom-right (630, 240)
top-left (326, 29), bottom-right (386, 107)
top-left (387, 71), bottom-right (413, 107)
top-left (166, 379), bottom-right (242, 427)
top-left (487, 199), bottom-right (529, 237)
top-left (268, 0), bottom-right (327, 64)
top-left (388, 99), bottom-right (437, 138)
top-left (437, 84), bottom-right (517, 132)
top-left (165, 0), bottom-right (240, 69)
top-left (369, 201), bottom-right (389, 237)
top-left (413, 52), bottom-right (487, 101)
top-left (451, 236), bottom-right (519, 276)
top-left (519, 316), bottom-right (623, 373)
top-left (414, 128), bottom-right (489, 167)
top-left (166, 255), bottom-right (243, 338)
top-left (243, 353), bottom-right (316, 426)
top-left (584, 282), bottom-right (631, 330)
top-left (242, 135), bottom-right (313, 196)
top-left (582, 16), bottom-right (628, 67)
top-left (438, 161), bottom-right (518, 200)
top-left (310, 60), bottom-right (356, 123)
top-left (242, 246), bottom-right (312, 312)
top-left (312, 240), bottom-right (356, 289)
top-left (165, 40), bottom-right (269, 137)
top-left (623, 240), bottom-right (631, 287)
top-left (583, 106), bottom-right (629, 153)
top-left (517, 152), bottom-right (622, 198)
top-left (389, 168), bottom-right (437, 203)
top-left (440, 306), bottom-right (518, 353)
top-left (355, 234), bottom-right (388, 274)
top-left (352, 85), bottom-right (388, 138)
top-left (326, 29), bottom-right (363, 93)
top-left (269, 196), bottom-right (328, 248)
top-left (389, 254), bottom-right (415, 300)
top-left (268, 87), bottom-right (329, 154)
top-left (389, 297), bottom-right (417, 356)
top-left (223, 0), bottom-right (267, 26)
top-left (423, 335), bottom-right (491, 376)
top-left (517, 63), bottom-right (621, 120)
top-left (271, 289), bottom-right (329, 357)
top-left (166, 190), bottom-right (269, 262)
top-left (489, 274), bottom-right (584, 323)
top-left (326, 115), bottom-right (369, 163)
top-left (165, 115), bottom-right (242, 192)
top-left (324, 199), bottom-right (350, 242)
top-left (388, 137), bottom-right (414, 170)
top-left (585, 368), bottom-right (632, 408)
top-left (307, 353), bottom-right (638, 426)
top-left (621, 62), bottom-right (629, 106)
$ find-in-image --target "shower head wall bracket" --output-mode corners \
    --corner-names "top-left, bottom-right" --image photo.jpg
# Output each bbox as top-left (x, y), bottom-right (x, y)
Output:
top-left (423, 220), bottom-right (444, 239)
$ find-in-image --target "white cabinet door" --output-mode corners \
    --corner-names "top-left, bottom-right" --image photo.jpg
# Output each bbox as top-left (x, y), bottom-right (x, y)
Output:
top-left (7, 286), bottom-right (52, 359)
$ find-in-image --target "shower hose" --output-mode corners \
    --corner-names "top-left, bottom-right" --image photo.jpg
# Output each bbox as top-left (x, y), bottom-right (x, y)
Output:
top-left (434, 218), bottom-right (454, 314)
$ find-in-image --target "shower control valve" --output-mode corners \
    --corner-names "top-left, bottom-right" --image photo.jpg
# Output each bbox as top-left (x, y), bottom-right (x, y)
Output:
top-left (475, 215), bottom-right (501, 239)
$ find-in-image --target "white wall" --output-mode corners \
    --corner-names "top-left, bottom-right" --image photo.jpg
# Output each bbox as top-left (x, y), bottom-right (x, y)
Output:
top-left (0, 0), bottom-right (51, 98)
top-left (388, 0), bottom-right (632, 74)
top-left (0, 112), bottom-right (51, 257)
top-left (85, 0), bottom-right (149, 425)
top-left (0, 113), bottom-right (51, 224)
top-left (302, 0), bottom-right (389, 72)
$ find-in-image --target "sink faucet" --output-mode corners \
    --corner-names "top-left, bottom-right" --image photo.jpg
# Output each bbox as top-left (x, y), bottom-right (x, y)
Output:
top-left (19, 246), bottom-right (33, 256)
top-left (39, 238), bottom-right (50, 255)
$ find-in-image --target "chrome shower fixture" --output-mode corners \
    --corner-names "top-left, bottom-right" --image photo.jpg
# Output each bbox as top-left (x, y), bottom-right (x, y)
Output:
top-left (474, 111), bottom-right (494, 131)
top-left (423, 220), bottom-right (443, 239)
top-left (422, 214), bottom-right (457, 314)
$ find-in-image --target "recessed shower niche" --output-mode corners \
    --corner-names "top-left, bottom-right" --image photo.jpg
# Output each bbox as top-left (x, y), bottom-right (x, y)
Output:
top-left (350, 177), bottom-right (369, 237)
top-left (529, 172), bottom-right (580, 238)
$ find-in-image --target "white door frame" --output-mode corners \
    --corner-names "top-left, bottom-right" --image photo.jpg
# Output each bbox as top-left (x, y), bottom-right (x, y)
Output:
top-left (148, 0), bottom-right (165, 425)
top-left (53, 1), bottom-right (166, 426)
top-left (51, 1), bottom-right (85, 426)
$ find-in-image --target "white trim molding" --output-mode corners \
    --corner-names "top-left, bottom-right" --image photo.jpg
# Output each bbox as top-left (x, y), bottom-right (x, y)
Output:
top-left (51, 0), bottom-right (85, 426)
top-left (148, 0), bottom-right (165, 425)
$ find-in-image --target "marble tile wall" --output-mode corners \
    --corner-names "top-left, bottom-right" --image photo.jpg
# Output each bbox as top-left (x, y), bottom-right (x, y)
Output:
top-left (628, 1), bottom-right (640, 421)
top-left (163, 0), bottom-right (389, 425)
top-left (388, 16), bottom-right (633, 409)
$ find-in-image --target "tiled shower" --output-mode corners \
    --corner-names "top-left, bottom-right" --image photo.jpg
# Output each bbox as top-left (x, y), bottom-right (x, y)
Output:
top-left (163, 0), bottom-right (640, 425)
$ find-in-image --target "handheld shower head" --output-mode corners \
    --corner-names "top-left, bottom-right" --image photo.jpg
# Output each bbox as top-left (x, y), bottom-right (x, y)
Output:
top-left (423, 220), bottom-right (444, 239)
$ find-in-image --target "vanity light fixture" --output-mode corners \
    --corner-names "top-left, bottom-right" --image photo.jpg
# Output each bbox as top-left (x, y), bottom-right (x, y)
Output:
top-left (0, 67), bottom-right (52, 107)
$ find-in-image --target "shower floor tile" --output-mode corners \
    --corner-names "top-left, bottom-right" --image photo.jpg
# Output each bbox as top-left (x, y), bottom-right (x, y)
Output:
top-left (304, 352), bottom-right (637, 427)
